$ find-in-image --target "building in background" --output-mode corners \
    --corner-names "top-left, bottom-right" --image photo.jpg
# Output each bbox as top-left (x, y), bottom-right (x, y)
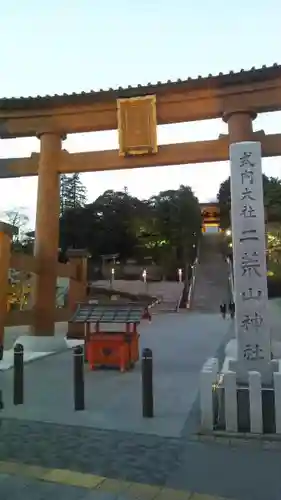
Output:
top-left (200, 203), bottom-right (220, 233)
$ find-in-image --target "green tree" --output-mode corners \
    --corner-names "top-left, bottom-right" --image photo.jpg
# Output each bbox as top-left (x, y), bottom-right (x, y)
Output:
top-left (88, 189), bottom-right (145, 259)
top-left (3, 208), bottom-right (30, 251)
top-left (59, 206), bottom-right (92, 252)
top-left (267, 223), bottom-right (281, 265)
top-left (59, 188), bottom-right (146, 258)
top-left (263, 177), bottom-right (281, 222)
top-left (149, 185), bottom-right (201, 268)
top-left (60, 173), bottom-right (87, 216)
top-left (217, 175), bottom-right (281, 228)
top-left (60, 174), bottom-right (70, 216)
top-left (216, 177), bottom-right (231, 230)
top-left (59, 185), bottom-right (202, 271)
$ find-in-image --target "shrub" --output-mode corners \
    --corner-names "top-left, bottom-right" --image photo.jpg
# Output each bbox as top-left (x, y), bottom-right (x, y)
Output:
top-left (267, 276), bottom-right (281, 298)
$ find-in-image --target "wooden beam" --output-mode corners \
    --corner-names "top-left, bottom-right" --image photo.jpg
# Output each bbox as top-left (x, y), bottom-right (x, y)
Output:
top-left (9, 253), bottom-right (76, 279)
top-left (1, 133), bottom-right (280, 179)
top-left (1, 78), bottom-right (281, 137)
top-left (56, 261), bottom-right (77, 279)
top-left (5, 309), bottom-right (33, 327)
top-left (55, 307), bottom-right (71, 322)
top-left (0, 153), bottom-right (39, 179)
top-left (10, 253), bottom-right (38, 273)
top-left (58, 133), bottom-right (281, 170)
top-left (59, 139), bottom-right (230, 172)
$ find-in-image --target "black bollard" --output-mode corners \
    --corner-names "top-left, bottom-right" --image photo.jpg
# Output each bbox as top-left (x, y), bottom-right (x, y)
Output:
top-left (0, 344), bottom-right (3, 361)
top-left (142, 348), bottom-right (154, 418)
top-left (84, 345), bottom-right (88, 364)
top-left (14, 343), bottom-right (24, 405)
top-left (0, 389), bottom-right (3, 427)
top-left (73, 345), bottom-right (85, 411)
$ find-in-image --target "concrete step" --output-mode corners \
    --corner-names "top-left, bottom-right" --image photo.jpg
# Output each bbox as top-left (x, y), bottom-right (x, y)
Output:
top-left (191, 234), bottom-right (230, 312)
top-left (152, 301), bottom-right (178, 313)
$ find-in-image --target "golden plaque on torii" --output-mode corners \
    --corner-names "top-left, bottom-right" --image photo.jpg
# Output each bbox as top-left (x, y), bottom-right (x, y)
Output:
top-left (117, 95), bottom-right (157, 156)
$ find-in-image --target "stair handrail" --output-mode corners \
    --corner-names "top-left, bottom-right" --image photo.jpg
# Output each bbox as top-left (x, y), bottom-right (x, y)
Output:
top-left (176, 283), bottom-right (184, 312)
top-left (226, 256), bottom-right (234, 301)
top-left (186, 238), bottom-right (201, 309)
top-left (186, 257), bottom-right (198, 309)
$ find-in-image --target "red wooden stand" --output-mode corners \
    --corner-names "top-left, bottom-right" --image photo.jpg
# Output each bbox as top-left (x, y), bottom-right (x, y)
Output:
top-left (86, 323), bottom-right (139, 372)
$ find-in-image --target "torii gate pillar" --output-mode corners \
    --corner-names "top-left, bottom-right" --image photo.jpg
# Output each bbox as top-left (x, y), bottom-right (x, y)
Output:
top-left (30, 133), bottom-right (62, 336)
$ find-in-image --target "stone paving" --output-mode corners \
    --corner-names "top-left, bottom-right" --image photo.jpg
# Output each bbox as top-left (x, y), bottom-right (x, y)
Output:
top-left (0, 312), bottom-right (235, 499)
top-left (0, 313), bottom-right (227, 437)
top-left (0, 419), bottom-right (182, 484)
top-left (1, 418), bottom-right (281, 499)
top-left (2, 302), bottom-right (281, 498)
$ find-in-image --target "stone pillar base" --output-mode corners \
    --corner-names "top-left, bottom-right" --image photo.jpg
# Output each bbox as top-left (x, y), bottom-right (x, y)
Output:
top-left (14, 335), bottom-right (68, 353)
top-left (200, 355), bottom-right (281, 435)
top-left (224, 339), bottom-right (279, 384)
top-left (228, 359), bottom-right (277, 386)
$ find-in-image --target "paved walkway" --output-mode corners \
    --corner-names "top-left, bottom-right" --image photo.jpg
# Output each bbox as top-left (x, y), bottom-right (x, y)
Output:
top-left (1, 311), bottom-right (281, 499)
top-left (0, 313), bottom-right (227, 436)
top-left (1, 418), bottom-right (281, 500)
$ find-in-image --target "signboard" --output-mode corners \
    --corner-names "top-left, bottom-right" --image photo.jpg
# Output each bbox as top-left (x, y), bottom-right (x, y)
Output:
top-left (229, 141), bottom-right (272, 383)
top-left (117, 95), bottom-right (157, 156)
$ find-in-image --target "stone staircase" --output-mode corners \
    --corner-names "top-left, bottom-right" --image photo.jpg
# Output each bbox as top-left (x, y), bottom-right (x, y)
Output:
top-left (92, 279), bottom-right (183, 314)
top-left (150, 281), bottom-right (183, 314)
top-left (191, 234), bottom-right (230, 313)
top-left (152, 299), bottom-right (179, 314)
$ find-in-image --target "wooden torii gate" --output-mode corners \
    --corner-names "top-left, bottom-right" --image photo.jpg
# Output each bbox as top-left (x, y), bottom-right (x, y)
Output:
top-left (1, 64), bottom-right (281, 336)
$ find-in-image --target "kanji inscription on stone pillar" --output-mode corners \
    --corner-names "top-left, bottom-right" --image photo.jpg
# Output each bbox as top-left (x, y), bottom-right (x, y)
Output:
top-left (229, 141), bottom-right (272, 383)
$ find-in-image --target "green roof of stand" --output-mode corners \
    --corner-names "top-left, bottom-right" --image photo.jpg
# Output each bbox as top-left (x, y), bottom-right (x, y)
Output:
top-left (70, 302), bottom-right (146, 324)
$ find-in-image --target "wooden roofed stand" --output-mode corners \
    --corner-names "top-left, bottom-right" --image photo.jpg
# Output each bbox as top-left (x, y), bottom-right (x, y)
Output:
top-left (70, 302), bottom-right (144, 372)
top-left (1, 64), bottom-right (281, 338)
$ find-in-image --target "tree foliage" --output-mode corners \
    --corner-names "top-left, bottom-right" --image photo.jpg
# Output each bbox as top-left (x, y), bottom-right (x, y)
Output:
top-left (217, 175), bottom-right (281, 228)
top-left (60, 173), bottom-right (87, 216)
top-left (59, 185), bottom-right (202, 268)
top-left (2, 208), bottom-right (31, 251)
top-left (4, 209), bottom-right (29, 240)
top-left (148, 185), bottom-right (201, 263)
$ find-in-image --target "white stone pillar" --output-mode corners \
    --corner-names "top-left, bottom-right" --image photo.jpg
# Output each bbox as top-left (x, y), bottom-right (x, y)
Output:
top-left (249, 371), bottom-right (263, 433)
top-left (229, 142), bottom-right (271, 384)
top-left (274, 372), bottom-right (281, 434)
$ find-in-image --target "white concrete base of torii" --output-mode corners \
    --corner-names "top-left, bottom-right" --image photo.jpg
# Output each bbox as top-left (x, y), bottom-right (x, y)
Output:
top-left (0, 336), bottom-right (84, 371)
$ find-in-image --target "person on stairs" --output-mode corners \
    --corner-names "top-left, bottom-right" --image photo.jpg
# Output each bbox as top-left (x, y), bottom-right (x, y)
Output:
top-left (228, 301), bottom-right (235, 319)
top-left (219, 302), bottom-right (226, 319)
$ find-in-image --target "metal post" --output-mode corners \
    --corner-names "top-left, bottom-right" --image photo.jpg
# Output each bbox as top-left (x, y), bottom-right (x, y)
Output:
top-left (84, 323), bottom-right (88, 364)
top-left (14, 343), bottom-right (24, 405)
top-left (142, 348), bottom-right (154, 418)
top-left (73, 345), bottom-right (85, 411)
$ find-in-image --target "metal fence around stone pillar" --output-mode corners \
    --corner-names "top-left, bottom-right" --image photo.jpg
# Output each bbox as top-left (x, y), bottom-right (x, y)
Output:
top-left (200, 359), bottom-right (281, 435)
